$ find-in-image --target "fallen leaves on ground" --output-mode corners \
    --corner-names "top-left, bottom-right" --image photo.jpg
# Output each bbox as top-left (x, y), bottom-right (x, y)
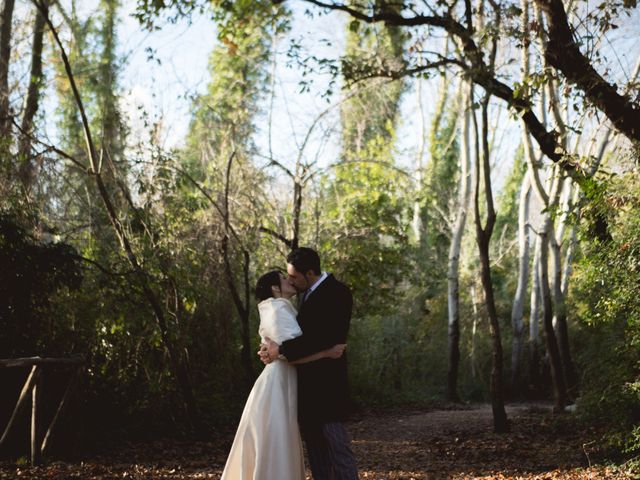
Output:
top-left (0, 403), bottom-right (634, 479)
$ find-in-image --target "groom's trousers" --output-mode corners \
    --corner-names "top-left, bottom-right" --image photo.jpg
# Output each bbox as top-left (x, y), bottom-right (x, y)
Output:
top-left (302, 422), bottom-right (359, 480)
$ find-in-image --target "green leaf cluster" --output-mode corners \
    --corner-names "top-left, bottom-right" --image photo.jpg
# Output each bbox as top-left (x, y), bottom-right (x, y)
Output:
top-left (571, 170), bottom-right (640, 460)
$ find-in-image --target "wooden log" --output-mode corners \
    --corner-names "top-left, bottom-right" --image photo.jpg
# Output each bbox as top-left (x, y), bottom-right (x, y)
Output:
top-left (41, 366), bottom-right (79, 455)
top-left (0, 356), bottom-right (84, 368)
top-left (31, 370), bottom-right (42, 465)
top-left (0, 365), bottom-right (39, 447)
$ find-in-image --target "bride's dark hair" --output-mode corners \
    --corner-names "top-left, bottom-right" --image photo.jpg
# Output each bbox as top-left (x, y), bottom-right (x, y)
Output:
top-left (255, 270), bottom-right (282, 301)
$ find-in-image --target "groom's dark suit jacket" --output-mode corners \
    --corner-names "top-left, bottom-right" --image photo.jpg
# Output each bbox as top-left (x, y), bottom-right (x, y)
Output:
top-left (279, 274), bottom-right (353, 426)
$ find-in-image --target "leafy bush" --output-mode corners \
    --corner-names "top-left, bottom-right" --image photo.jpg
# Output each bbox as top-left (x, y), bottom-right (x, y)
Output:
top-left (571, 171), bottom-right (640, 463)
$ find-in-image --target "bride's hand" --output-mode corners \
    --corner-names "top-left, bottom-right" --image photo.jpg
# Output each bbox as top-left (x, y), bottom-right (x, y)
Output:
top-left (326, 344), bottom-right (347, 359)
top-left (258, 342), bottom-right (271, 364)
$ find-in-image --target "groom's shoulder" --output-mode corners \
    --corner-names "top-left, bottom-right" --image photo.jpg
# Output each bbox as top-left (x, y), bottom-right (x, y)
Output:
top-left (326, 274), bottom-right (352, 296)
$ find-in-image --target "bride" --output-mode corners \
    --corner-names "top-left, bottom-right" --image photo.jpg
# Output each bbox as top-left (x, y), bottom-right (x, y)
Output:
top-left (221, 270), bottom-right (346, 480)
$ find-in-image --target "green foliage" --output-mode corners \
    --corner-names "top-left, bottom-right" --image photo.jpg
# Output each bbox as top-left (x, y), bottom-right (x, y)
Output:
top-left (185, 0), bottom-right (289, 175)
top-left (571, 170), bottom-right (640, 460)
top-left (488, 145), bottom-right (527, 317)
top-left (320, 160), bottom-right (411, 315)
top-left (494, 144), bottom-right (526, 241)
top-left (348, 287), bottom-right (444, 405)
top-left (321, 18), bottom-right (410, 316)
top-left (133, 0), bottom-right (205, 28)
top-left (38, 0), bottom-right (273, 436)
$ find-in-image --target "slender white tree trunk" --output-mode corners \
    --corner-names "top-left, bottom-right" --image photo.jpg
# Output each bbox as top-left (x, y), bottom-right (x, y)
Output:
top-left (561, 218), bottom-right (577, 296)
top-left (528, 235), bottom-right (541, 385)
top-left (413, 78), bottom-right (427, 242)
top-left (470, 282), bottom-right (480, 381)
top-left (447, 82), bottom-right (472, 402)
top-left (510, 171), bottom-right (532, 392)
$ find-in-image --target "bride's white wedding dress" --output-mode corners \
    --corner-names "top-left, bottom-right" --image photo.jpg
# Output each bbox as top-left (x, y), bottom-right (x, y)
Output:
top-left (220, 297), bottom-right (305, 480)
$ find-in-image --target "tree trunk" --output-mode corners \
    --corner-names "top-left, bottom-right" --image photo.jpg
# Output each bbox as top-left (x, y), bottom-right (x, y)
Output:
top-left (222, 237), bottom-right (254, 382)
top-left (18, 0), bottom-right (47, 189)
top-left (447, 81), bottom-right (471, 402)
top-left (510, 171), bottom-right (531, 395)
top-left (549, 190), bottom-right (577, 396)
top-left (538, 228), bottom-right (569, 411)
top-left (511, 1), bottom-right (534, 395)
top-left (0, 0), bottom-right (15, 138)
top-left (412, 78), bottom-right (426, 242)
top-left (221, 151), bottom-right (255, 383)
top-left (473, 91), bottom-right (509, 433)
top-left (470, 282), bottom-right (479, 381)
top-left (478, 238), bottom-right (509, 431)
top-left (292, 178), bottom-right (302, 250)
top-left (529, 234), bottom-right (542, 391)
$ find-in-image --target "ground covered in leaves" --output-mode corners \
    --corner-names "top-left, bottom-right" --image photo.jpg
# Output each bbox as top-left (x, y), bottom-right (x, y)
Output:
top-left (0, 403), bottom-right (634, 479)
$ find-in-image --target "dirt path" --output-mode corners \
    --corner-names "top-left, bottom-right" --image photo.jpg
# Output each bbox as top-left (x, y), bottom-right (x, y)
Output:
top-left (0, 403), bottom-right (632, 479)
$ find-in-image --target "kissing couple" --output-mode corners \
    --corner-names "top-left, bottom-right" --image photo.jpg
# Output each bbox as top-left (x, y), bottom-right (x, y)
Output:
top-left (221, 247), bottom-right (359, 480)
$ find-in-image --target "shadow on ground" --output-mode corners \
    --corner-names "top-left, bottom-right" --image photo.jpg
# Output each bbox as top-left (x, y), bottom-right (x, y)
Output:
top-left (0, 403), bottom-right (632, 479)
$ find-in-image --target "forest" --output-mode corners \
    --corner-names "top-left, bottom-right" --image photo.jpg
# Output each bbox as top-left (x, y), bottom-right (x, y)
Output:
top-left (0, 0), bottom-right (639, 478)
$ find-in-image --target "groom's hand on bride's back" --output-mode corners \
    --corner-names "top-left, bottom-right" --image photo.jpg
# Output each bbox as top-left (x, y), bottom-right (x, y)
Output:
top-left (326, 344), bottom-right (347, 359)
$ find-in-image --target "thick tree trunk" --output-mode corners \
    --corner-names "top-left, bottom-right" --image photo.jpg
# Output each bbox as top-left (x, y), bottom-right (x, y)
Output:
top-left (447, 82), bottom-right (471, 403)
top-left (18, 1), bottom-right (47, 189)
top-left (0, 0), bottom-right (15, 138)
top-left (551, 180), bottom-right (580, 396)
top-left (518, 4), bottom-right (545, 392)
top-left (514, 0), bottom-right (533, 369)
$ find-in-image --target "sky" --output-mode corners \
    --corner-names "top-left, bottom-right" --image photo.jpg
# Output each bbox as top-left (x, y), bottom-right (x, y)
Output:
top-left (118, 2), bottom-right (216, 150)
top-left (117, 3), bottom-right (351, 165)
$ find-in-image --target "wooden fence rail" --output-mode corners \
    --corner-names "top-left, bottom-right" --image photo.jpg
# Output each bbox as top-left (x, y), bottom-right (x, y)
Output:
top-left (0, 355), bottom-right (84, 465)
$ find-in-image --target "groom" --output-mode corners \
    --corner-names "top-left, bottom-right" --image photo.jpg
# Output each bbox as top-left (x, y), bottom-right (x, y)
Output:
top-left (260, 247), bottom-right (359, 480)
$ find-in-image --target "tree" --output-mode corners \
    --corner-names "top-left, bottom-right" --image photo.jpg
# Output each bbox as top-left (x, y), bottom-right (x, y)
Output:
top-left (0, 0), bottom-right (14, 139)
top-left (18, 0), bottom-right (48, 191)
top-left (182, 0), bottom-right (289, 382)
top-left (446, 80), bottom-right (472, 402)
top-left (38, 0), bottom-right (202, 429)
top-left (289, 0), bottom-right (640, 172)
top-left (572, 168), bottom-right (640, 458)
top-left (323, 7), bottom-right (410, 315)
top-left (473, 86), bottom-right (509, 432)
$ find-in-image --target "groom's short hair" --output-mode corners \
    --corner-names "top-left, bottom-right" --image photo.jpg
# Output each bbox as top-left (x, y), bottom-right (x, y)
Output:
top-left (287, 247), bottom-right (321, 275)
